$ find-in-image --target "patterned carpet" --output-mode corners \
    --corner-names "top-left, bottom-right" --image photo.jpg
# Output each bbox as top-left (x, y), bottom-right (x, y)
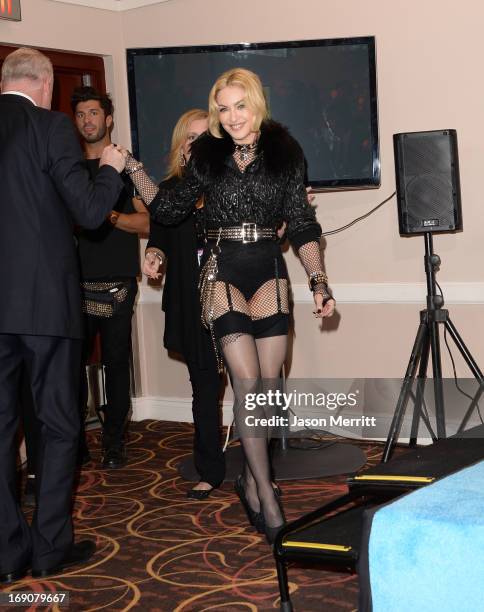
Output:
top-left (5, 421), bottom-right (386, 611)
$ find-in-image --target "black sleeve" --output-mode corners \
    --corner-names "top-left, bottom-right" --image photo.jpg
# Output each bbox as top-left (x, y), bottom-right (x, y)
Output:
top-left (147, 218), bottom-right (168, 253)
top-left (148, 162), bottom-right (204, 226)
top-left (47, 113), bottom-right (123, 229)
top-left (282, 147), bottom-right (322, 250)
top-left (146, 178), bottom-right (180, 252)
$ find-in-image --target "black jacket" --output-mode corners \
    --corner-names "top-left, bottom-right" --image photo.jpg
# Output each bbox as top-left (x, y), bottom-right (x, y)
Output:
top-left (149, 120), bottom-right (321, 250)
top-left (0, 94), bottom-right (123, 338)
top-left (148, 177), bottom-right (212, 367)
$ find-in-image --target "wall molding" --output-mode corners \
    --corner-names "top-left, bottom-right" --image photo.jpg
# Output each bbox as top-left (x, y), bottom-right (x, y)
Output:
top-left (137, 281), bottom-right (484, 306)
top-left (49, 0), bottom-right (171, 11)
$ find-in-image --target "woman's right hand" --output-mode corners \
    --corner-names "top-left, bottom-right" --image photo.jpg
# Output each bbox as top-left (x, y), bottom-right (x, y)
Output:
top-left (143, 249), bottom-right (164, 280)
top-left (313, 291), bottom-right (335, 319)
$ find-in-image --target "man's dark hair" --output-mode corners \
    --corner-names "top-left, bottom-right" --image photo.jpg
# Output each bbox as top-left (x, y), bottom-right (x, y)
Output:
top-left (70, 86), bottom-right (114, 117)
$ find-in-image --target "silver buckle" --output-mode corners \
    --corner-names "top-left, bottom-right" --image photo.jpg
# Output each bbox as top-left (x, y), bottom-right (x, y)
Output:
top-left (242, 222), bottom-right (257, 243)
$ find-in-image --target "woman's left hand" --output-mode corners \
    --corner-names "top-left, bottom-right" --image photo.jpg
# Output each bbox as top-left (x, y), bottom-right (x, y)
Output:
top-left (143, 250), bottom-right (163, 280)
top-left (313, 292), bottom-right (335, 319)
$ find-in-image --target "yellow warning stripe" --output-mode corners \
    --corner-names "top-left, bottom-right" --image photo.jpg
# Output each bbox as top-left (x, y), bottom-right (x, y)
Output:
top-left (282, 541), bottom-right (352, 552)
top-left (353, 475), bottom-right (435, 483)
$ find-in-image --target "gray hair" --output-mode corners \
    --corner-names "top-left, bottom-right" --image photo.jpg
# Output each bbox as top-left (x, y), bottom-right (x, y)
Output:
top-left (1, 47), bottom-right (53, 85)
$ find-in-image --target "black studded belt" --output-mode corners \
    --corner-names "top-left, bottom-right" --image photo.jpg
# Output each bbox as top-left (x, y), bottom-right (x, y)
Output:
top-left (206, 223), bottom-right (276, 243)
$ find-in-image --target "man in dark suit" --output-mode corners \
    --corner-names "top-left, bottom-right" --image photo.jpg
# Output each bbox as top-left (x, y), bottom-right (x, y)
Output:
top-left (0, 47), bottom-right (127, 583)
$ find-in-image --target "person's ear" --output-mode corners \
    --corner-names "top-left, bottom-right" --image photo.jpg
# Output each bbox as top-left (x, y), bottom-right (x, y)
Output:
top-left (41, 76), bottom-right (53, 110)
top-left (106, 114), bottom-right (113, 129)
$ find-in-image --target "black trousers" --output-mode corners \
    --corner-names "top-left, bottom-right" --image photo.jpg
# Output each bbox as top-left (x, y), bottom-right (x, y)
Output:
top-left (19, 366), bottom-right (37, 475)
top-left (0, 333), bottom-right (81, 573)
top-left (186, 337), bottom-right (225, 487)
top-left (80, 279), bottom-right (137, 449)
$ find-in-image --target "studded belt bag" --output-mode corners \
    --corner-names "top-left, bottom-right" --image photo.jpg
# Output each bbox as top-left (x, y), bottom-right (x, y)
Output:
top-left (81, 281), bottom-right (129, 318)
top-left (206, 223), bottom-right (277, 243)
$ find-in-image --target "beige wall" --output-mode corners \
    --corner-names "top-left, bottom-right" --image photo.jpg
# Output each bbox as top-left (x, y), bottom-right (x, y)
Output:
top-left (3, 0), bottom-right (484, 410)
top-left (125, 0), bottom-right (484, 399)
top-left (121, 0), bottom-right (484, 277)
top-left (0, 0), bottom-right (129, 146)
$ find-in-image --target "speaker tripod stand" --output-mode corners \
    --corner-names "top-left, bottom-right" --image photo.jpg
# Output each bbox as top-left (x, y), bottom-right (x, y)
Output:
top-left (382, 232), bottom-right (484, 462)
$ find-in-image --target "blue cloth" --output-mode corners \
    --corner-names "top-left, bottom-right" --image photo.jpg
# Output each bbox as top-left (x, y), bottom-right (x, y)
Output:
top-left (369, 460), bottom-right (484, 612)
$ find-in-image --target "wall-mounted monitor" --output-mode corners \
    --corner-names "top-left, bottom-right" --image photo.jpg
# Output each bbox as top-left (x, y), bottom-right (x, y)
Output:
top-left (127, 36), bottom-right (379, 190)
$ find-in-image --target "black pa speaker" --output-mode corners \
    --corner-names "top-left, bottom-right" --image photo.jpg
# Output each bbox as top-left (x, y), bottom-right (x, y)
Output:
top-left (393, 129), bottom-right (462, 235)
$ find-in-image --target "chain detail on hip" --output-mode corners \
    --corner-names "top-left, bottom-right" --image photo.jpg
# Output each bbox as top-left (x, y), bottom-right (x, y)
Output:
top-left (198, 230), bottom-right (224, 373)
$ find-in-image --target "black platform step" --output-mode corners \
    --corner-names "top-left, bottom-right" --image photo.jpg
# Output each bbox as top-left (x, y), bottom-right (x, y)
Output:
top-left (278, 494), bottom-right (394, 567)
top-left (348, 424), bottom-right (484, 492)
top-left (281, 503), bottom-right (365, 562)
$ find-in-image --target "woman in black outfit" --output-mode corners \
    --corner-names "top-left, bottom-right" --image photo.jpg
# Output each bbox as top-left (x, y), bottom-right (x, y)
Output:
top-left (143, 109), bottom-right (225, 498)
top-left (126, 69), bottom-right (335, 544)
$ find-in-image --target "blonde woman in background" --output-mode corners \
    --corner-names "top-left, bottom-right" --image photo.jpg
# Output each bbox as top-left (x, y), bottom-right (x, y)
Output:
top-left (143, 110), bottom-right (225, 498)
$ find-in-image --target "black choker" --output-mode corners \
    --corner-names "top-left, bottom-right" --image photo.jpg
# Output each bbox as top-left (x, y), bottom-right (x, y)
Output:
top-left (234, 139), bottom-right (258, 161)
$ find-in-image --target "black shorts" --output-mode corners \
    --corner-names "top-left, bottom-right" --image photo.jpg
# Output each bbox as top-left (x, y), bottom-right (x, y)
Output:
top-left (202, 239), bottom-right (290, 340)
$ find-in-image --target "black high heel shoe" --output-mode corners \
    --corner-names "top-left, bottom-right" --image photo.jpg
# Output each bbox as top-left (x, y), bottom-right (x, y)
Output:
top-left (234, 475), bottom-right (265, 534)
top-left (264, 523), bottom-right (285, 545)
top-left (262, 489), bottom-right (287, 545)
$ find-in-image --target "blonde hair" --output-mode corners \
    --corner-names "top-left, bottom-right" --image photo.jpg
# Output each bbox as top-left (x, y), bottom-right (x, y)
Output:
top-left (208, 68), bottom-right (268, 138)
top-left (165, 108), bottom-right (208, 180)
top-left (1, 47), bottom-right (53, 87)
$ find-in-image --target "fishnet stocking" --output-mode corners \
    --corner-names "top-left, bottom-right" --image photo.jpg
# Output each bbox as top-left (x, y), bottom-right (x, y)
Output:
top-left (205, 279), bottom-right (287, 328)
top-left (249, 279), bottom-right (289, 320)
top-left (222, 334), bottom-right (286, 529)
top-left (219, 333), bottom-right (244, 348)
top-left (256, 334), bottom-right (287, 442)
top-left (202, 281), bottom-right (249, 322)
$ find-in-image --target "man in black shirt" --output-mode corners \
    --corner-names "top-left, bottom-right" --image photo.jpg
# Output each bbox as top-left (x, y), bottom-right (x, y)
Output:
top-left (72, 87), bottom-right (149, 468)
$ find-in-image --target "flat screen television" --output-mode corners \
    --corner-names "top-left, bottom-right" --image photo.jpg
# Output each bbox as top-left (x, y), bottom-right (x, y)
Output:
top-left (126, 36), bottom-right (379, 190)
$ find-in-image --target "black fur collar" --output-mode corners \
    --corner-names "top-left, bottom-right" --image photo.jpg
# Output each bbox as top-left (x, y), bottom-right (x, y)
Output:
top-left (191, 119), bottom-right (302, 177)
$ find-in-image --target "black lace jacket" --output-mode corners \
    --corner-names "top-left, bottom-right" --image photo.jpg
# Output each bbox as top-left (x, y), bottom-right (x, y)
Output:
top-left (148, 120), bottom-right (321, 250)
